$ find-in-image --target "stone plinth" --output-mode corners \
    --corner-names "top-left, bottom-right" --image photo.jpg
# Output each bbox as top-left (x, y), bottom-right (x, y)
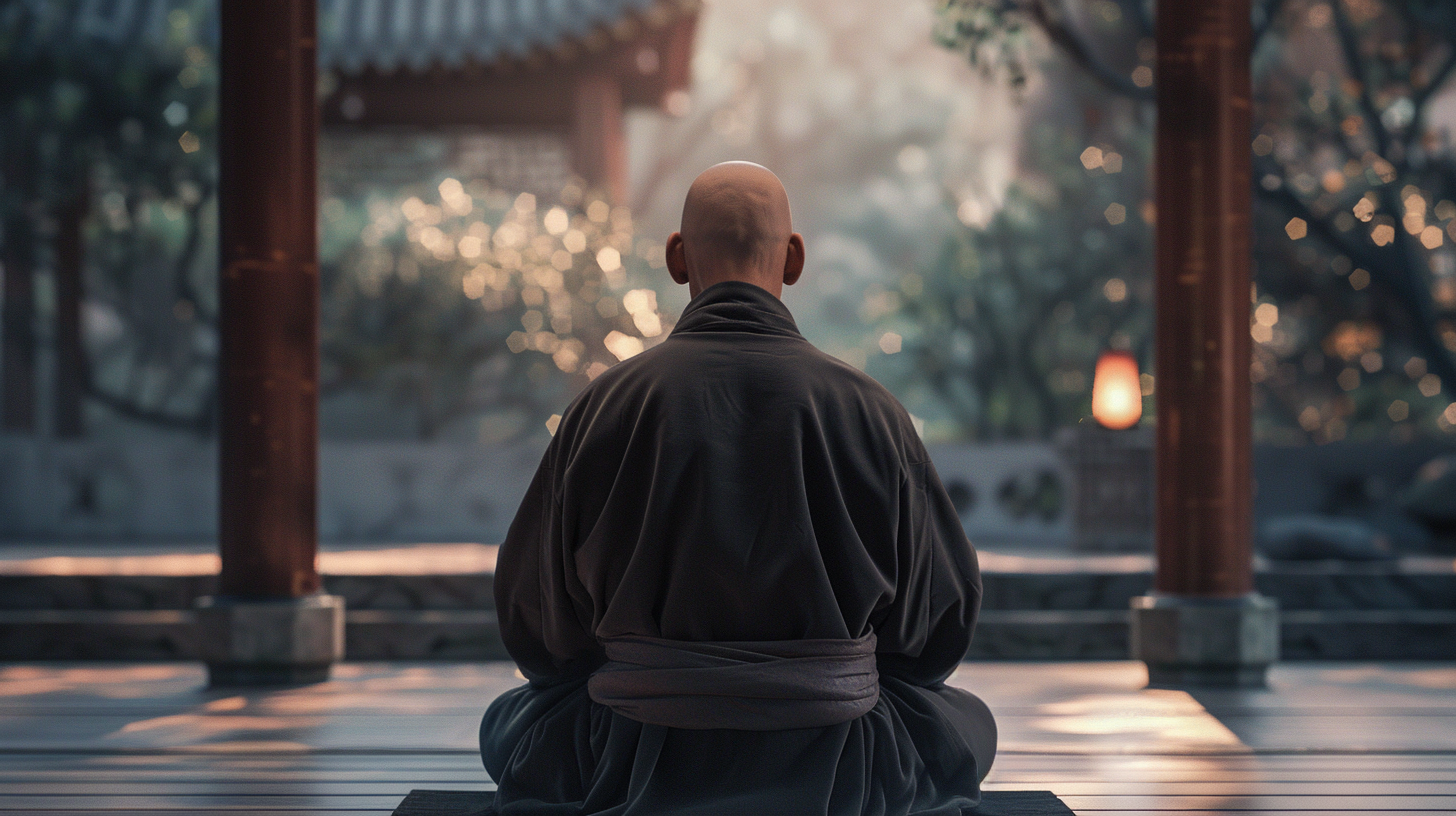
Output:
top-left (195, 594), bottom-right (345, 686)
top-left (1059, 425), bottom-right (1154, 552)
top-left (1131, 593), bottom-right (1279, 687)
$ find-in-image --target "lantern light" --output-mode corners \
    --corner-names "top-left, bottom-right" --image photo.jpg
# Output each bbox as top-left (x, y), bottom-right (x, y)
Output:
top-left (1091, 350), bottom-right (1143, 430)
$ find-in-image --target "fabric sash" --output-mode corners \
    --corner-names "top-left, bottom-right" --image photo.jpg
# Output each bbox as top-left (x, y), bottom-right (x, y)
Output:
top-left (586, 632), bottom-right (880, 730)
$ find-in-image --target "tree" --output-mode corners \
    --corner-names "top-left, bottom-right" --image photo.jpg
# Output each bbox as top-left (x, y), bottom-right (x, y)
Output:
top-left (867, 60), bottom-right (1154, 439)
top-left (935, 0), bottom-right (1456, 442)
top-left (0, 0), bottom-right (218, 434)
top-left (4, 1), bottom-right (687, 444)
top-left (316, 174), bottom-right (675, 441)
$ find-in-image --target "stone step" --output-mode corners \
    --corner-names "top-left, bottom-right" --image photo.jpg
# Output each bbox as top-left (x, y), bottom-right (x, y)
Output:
top-left (2, 608), bottom-right (1451, 661)
top-left (0, 574), bottom-right (494, 612)
top-left (4, 565), bottom-right (1454, 611)
top-left (970, 609), bottom-right (1456, 660)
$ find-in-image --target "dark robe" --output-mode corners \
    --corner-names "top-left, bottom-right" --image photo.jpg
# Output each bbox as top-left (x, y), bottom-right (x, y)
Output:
top-left (481, 280), bottom-right (995, 815)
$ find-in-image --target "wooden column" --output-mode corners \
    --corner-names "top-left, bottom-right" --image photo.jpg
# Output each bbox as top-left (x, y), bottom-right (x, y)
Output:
top-left (217, 0), bottom-right (320, 598)
top-left (1153, 0), bottom-right (1254, 598)
top-left (573, 75), bottom-right (627, 204)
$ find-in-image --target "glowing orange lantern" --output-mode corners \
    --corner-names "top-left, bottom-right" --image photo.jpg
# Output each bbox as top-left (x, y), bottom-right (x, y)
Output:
top-left (1091, 350), bottom-right (1142, 430)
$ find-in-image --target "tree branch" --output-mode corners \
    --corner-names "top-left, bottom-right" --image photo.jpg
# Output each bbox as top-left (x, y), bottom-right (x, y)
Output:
top-left (85, 380), bottom-right (211, 434)
top-left (171, 182), bottom-right (215, 323)
top-left (1111, 0), bottom-right (1152, 39)
top-left (1027, 0), bottom-right (1154, 101)
top-left (1331, 0), bottom-right (1392, 158)
top-left (1253, 0), bottom-right (1289, 49)
top-left (1256, 169), bottom-right (1456, 394)
top-left (1255, 172), bottom-right (1382, 271)
top-left (1412, 45), bottom-right (1456, 113)
top-left (1402, 45), bottom-right (1456, 169)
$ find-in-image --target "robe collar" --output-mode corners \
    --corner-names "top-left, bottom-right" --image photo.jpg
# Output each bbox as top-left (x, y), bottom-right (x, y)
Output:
top-left (669, 280), bottom-right (803, 339)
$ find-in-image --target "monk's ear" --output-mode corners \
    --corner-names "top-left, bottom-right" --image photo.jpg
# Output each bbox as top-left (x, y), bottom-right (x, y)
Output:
top-left (666, 232), bottom-right (690, 286)
top-left (782, 233), bottom-right (805, 287)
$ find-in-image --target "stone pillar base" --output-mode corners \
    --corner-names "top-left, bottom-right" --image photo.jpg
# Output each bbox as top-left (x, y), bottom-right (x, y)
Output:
top-left (1130, 593), bottom-right (1278, 687)
top-left (195, 594), bottom-right (345, 687)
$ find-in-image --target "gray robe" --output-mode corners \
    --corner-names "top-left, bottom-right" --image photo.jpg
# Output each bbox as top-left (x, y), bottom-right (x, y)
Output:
top-left (481, 280), bottom-right (995, 815)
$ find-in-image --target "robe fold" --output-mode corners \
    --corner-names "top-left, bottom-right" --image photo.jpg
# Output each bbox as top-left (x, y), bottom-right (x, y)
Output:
top-left (482, 280), bottom-right (995, 815)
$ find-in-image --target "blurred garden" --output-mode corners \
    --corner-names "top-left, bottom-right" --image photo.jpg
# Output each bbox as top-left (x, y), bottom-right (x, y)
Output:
top-left (2, 0), bottom-right (1455, 550)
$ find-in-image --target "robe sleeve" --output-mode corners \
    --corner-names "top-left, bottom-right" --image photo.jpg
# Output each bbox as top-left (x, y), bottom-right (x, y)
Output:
top-left (493, 440), bottom-right (603, 683)
top-left (871, 444), bottom-right (983, 688)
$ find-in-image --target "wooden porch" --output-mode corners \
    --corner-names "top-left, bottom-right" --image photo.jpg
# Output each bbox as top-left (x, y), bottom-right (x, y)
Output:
top-left (1, 659), bottom-right (1453, 814)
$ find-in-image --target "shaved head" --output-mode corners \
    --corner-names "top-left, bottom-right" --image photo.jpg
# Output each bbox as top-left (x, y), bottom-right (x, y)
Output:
top-left (666, 162), bottom-right (804, 299)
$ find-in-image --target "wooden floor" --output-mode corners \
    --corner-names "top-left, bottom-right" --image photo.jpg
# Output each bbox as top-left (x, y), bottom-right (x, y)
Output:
top-left (0, 661), bottom-right (1452, 814)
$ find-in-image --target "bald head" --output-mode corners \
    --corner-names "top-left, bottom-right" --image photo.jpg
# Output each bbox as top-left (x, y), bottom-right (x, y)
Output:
top-left (666, 162), bottom-right (804, 299)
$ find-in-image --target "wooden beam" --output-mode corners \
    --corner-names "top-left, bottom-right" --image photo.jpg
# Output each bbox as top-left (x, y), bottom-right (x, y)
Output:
top-left (217, 0), bottom-right (320, 598)
top-left (326, 71), bottom-right (577, 130)
top-left (1153, 0), bottom-right (1254, 597)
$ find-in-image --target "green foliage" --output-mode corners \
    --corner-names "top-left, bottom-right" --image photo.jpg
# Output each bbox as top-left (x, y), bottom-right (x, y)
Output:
top-left (933, 0), bottom-right (1456, 443)
top-left (318, 176), bottom-right (674, 441)
top-left (1246, 0), bottom-right (1456, 441)
top-left (1, 1), bottom-right (219, 431)
top-left (4, 4), bottom-right (682, 443)
top-left (934, 0), bottom-right (1037, 90)
top-left (869, 101), bottom-right (1152, 439)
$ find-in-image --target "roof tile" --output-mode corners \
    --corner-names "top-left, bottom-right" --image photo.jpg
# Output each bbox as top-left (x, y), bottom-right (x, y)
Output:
top-left (35, 0), bottom-right (667, 74)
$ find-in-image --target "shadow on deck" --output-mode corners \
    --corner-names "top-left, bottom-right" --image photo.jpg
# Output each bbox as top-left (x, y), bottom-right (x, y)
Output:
top-left (0, 660), bottom-right (1453, 814)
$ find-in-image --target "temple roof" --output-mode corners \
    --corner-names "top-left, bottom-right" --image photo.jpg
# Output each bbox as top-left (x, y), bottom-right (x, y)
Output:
top-left (32, 0), bottom-right (690, 75)
top-left (321, 0), bottom-right (668, 74)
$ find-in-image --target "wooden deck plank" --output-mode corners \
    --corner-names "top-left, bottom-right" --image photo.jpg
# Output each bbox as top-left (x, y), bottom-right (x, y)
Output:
top-left (10, 751), bottom-right (1452, 764)
top-left (0, 661), bottom-right (1451, 814)
top-left (992, 754), bottom-right (1456, 767)
top-left (990, 769), bottom-right (1456, 786)
top-left (6, 780), bottom-right (1456, 796)
top-left (0, 811), bottom-right (393, 815)
top-left (0, 782), bottom-right (492, 795)
top-left (995, 782), bottom-right (1456, 795)
top-left (1056, 794), bottom-right (1456, 808)
top-left (0, 794), bottom-right (414, 808)
top-left (3, 794), bottom-right (1456, 813)
top-left (25, 769), bottom-right (1456, 787)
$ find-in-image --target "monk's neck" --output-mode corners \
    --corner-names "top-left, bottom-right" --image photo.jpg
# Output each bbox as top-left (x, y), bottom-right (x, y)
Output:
top-left (688, 270), bottom-right (782, 300)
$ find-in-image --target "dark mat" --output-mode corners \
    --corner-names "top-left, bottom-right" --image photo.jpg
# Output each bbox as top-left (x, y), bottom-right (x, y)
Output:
top-left (393, 790), bottom-right (492, 816)
top-left (393, 789), bottom-right (1075, 815)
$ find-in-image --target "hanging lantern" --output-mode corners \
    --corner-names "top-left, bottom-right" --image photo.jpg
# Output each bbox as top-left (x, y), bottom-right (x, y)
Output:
top-left (1091, 350), bottom-right (1142, 430)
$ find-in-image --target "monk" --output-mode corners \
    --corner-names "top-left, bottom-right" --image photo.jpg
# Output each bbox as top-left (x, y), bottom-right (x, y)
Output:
top-left (480, 162), bottom-right (996, 815)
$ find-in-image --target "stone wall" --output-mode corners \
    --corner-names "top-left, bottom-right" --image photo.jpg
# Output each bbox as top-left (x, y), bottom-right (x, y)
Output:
top-left (0, 437), bottom-right (544, 544)
top-left (7, 435), bottom-right (1453, 548)
top-left (0, 437), bottom-right (1074, 545)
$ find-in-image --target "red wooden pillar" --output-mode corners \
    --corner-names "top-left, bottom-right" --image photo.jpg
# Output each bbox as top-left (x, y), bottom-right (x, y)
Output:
top-left (217, 0), bottom-right (321, 598)
top-left (573, 75), bottom-right (627, 204)
top-left (200, 0), bottom-right (342, 686)
top-left (1153, 0), bottom-right (1254, 596)
top-left (1131, 0), bottom-right (1278, 686)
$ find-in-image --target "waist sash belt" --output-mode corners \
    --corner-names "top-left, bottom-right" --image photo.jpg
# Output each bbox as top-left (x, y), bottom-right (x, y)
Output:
top-left (587, 632), bottom-right (879, 730)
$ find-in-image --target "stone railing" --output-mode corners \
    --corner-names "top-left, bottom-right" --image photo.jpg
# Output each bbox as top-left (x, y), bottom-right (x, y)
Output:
top-left (0, 436), bottom-right (1075, 546)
